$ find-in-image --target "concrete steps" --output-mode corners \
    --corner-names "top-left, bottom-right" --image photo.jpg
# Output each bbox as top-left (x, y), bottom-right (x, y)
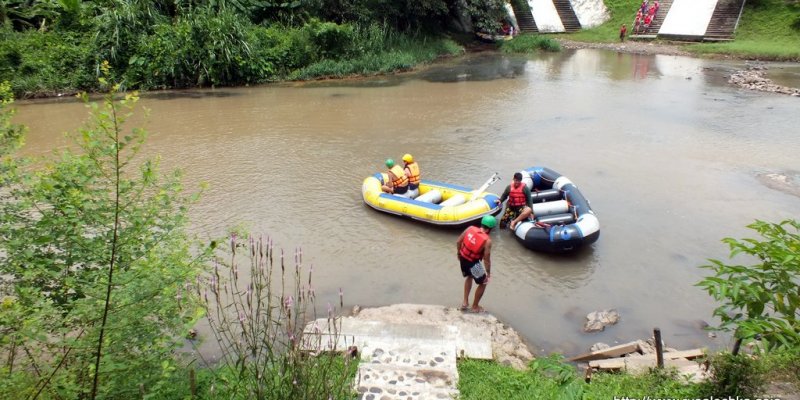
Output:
top-left (704, 0), bottom-right (745, 39)
top-left (510, 1), bottom-right (539, 33)
top-left (648, 0), bottom-right (674, 34)
top-left (553, 0), bottom-right (581, 32)
top-left (303, 318), bottom-right (494, 400)
top-left (356, 343), bottom-right (458, 400)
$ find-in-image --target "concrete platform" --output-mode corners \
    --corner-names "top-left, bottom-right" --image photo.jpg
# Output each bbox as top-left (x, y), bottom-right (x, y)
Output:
top-left (302, 317), bottom-right (495, 400)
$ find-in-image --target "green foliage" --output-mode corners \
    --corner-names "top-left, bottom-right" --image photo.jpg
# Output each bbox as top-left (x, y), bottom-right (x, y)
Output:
top-left (698, 352), bottom-right (766, 397)
top-left (586, 368), bottom-right (703, 399)
top-left (500, 34), bottom-right (561, 53)
top-left (290, 35), bottom-right (462, 80)
top-left (0, 29), bottom-right (96, 96)
top-left (0, 0), bottom-right (60, 31)
top-left (459, 355), bottom-right (704, 400)
top-left (0, 69), bottom-right (206, 398)
top-left (697, 219), bottom-right (800, 351)
top-left (458, 355), bottom-right (585, 400)
top-left (462, 0), bottom-right (508, 35)
top-left (126, 8), bottom-right (275, 88)
top-left (0, 80), bottom-right (25, 162)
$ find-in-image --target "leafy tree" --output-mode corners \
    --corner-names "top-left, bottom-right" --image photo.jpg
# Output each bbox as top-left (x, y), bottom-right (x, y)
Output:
top-left (0, 64), bottom-right (206, 398)
top-left (697, 219), bottom-right (800, 352)
top-left (0, 80), bottom-right (25, 164)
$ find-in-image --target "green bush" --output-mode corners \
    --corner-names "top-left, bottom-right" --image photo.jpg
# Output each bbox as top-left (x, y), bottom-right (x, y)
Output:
top-left (699, 353), bottom-right (766, 397)
top-left (126, 8), bottom-right (276, 89)
top-left (308, 20), bottom-right (356, 59)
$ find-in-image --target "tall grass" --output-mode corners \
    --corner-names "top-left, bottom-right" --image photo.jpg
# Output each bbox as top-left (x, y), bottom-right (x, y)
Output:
top-left (291, 30), bottom-right (463, 80)
top-left (197, 234), bottom-right (357, 399)
top-left (500, 34), bottom-right (561, 53)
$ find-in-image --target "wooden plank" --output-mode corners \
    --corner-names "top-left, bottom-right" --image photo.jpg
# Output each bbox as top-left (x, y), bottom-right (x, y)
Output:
top-left (588, 349), bottom-right (707, 371)
top-left (569, 342), bottom-right (640, 362)
top-left (630, 349), bottom-right (707, 361)
top-left (626, 358), bottom-right (698, 374)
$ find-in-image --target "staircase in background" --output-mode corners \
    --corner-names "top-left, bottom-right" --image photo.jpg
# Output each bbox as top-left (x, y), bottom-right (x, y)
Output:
top-left (704, 0), bottom-right (746, 40)
top-left (510, 1), bottom-right (539, 33)
top-left (645, 0), bottom-right (674, 35)
top-left (553, 0), bottom-right (581, 32)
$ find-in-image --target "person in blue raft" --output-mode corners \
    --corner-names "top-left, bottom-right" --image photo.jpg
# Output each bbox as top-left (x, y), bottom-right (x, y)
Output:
top-left (496, 172), bottom-right (533, 230)
top-left (456, 215), bottom-right (496, 313)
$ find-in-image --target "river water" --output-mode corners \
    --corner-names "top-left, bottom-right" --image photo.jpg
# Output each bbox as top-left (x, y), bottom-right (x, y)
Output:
top-left (13, 49), bottom-right (800, 357)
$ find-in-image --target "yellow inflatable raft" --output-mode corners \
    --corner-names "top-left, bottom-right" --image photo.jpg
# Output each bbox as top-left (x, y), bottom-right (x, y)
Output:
top-left (362, 173), bottom-right (502, 226)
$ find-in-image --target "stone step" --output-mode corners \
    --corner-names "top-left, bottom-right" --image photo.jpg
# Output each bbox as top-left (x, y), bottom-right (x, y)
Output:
top-left (360, 343), bottom-right (457, 372)
top-left (357, 364), bottom-right (458, 392)
top-left (356, 383), bottom-right (458, 400)
top-left (303, 318), bottom-right (493, 359)
top-left (355, 342), bottom-right (460, 400)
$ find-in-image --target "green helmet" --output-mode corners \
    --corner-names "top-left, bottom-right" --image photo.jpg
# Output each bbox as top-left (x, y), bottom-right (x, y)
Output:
top-left (481, 215), bottom-right (497, 229)
top-left (385, 158), bottom-right (395, 168)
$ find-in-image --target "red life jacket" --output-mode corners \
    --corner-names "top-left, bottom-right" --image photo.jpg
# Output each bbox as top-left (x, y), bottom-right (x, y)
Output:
top-left (508, 183), bottom-right (527, 207)
top-left (459, 226), bottom-right (488, 262)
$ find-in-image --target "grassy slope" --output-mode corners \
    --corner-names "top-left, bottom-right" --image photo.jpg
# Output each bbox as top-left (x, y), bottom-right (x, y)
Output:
top-left (686, 0), bottom-right (800, 60)
top-left (559, 0), bottom-right (800, 60)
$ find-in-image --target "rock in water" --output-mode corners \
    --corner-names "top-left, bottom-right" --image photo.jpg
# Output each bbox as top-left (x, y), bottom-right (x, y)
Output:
top-left (584, 309), bottom-right (620, 332)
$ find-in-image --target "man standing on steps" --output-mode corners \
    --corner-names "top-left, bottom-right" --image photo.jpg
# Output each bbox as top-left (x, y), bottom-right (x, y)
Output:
top-left (456, 215), bottom-right (495, 313)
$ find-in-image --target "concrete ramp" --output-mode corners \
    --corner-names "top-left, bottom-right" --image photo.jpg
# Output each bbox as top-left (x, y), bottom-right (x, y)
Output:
top-left (530, 0), bottom-right (566, 32)
top-left (659, 0), bottom-right (717, 37)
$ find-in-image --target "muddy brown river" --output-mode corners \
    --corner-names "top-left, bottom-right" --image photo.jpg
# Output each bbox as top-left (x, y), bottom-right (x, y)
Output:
top-left (13, 49), bottom-right (800, 357)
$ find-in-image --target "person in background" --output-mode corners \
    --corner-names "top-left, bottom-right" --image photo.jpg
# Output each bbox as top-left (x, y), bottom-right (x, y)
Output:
top-left (456, 215), bottom-right (495, 313)
top-left (402, 154), bottom-right (421, 198)
top-left (496, 172), bottom-right (533, 230)
top-left (634, 10), bottom-right (643, 34)
top-left (381, 158), bottom-right (410, 197)
top-left (620, 24), bottom-right (627, 42)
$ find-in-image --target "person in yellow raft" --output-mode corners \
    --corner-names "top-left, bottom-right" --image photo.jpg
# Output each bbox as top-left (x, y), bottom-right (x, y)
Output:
top-left (402, 153), bottom-right (421, 198)
top-left (381, 158), bottom-right (411, 198)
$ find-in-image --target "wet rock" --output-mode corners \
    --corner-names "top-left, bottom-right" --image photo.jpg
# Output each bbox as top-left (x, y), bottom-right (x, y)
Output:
top-left (584, 310), bottom-right (620, 332)
top-left (590, 343), bottom-right (610, 352)
top-left (637, 340), bottom-right (656, 355)
top-left (729, 64), bottom-right (800, 96)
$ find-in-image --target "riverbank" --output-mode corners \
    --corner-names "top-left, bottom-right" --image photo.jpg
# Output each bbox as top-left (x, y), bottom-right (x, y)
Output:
top-left (349, 304), bottom-right (799, 400)
top-left (556, 38), bottom-right (692, 57)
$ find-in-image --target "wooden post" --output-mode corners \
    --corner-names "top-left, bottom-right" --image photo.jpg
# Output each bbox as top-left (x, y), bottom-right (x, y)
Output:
top-left (654, 328), bottom-right (664, 368)
top-left (189, 368), bottom-right (197, 398)
top-left (139, 383), bottom-right (145, 399)
top-left (732, 337), bottom-right (742, 356)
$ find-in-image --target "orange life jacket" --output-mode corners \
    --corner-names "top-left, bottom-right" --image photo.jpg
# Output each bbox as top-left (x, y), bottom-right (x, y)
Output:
top-left (508, 183), bottom-right (527, 207)
top-left (405, 162), bottom-right (420, 188)
top-left (459, 226), bottom-right (488, 262)
top-left (389, 165), bottom-right (409, 190)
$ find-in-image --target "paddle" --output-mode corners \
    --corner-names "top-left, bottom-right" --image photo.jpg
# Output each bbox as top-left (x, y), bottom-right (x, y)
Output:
top-left (469, 172), bottom-right (501, 200)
